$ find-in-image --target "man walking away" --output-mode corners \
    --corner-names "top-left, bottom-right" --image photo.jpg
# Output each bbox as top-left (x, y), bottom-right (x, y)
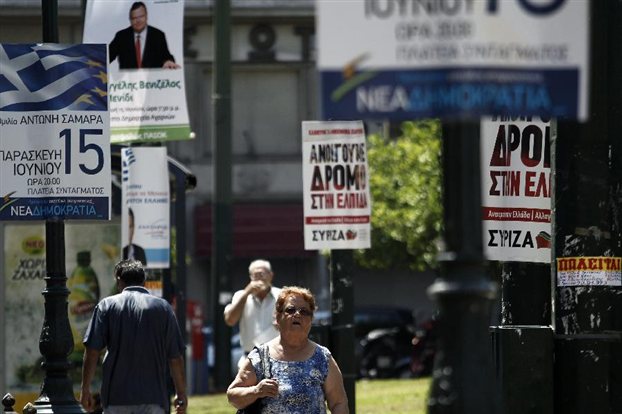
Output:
top-left (80, 259), bottom-right (187, 413)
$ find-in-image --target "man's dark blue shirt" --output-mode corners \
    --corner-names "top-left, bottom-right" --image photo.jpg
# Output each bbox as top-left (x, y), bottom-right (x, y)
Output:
top-left (84, 286), bottom-right (185, 408)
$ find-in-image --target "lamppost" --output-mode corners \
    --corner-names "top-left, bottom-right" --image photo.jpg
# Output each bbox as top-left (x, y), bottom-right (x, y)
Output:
top-left (211, 0), bottom-right (234, 389)
top-left (427, 121), bottom-right (497, 414)
top-left (33, 1), bottom-right (86, 412)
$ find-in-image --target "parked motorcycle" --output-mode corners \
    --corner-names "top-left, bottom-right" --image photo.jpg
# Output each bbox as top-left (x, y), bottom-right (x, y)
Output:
top-left (357, 316), bottom-right (438, 379)
top-left (358, 325), bottom-right (416, 379)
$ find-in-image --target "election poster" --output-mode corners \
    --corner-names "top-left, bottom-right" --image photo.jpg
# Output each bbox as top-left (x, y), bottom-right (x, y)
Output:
top-left (3, 222), bottom-right (120, 404)
top-left (121, 147), bottom-right (170, 268)
top-left (0, 44), bottom-right (111, 221)
top-left (83, 0), bottom-right (191, 143)
top-left (317, 1), bottom-right (589, 121)
top-left (480, 116), bottom-right (551, 263)
top-left (302, 120), bottom-right (371, 250)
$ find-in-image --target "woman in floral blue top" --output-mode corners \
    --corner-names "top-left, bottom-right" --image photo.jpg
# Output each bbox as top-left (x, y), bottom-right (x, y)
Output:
top-left (227, 286), bottom-right (349, 414)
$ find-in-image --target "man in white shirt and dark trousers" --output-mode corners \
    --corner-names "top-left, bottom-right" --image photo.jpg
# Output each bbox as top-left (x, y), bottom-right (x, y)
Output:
top-left (224, 259), bottom-right (281, 367)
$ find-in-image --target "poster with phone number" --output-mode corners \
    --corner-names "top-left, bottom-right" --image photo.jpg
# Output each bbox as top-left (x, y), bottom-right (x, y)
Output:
top-left (0, 43), bottom-right (111, 221)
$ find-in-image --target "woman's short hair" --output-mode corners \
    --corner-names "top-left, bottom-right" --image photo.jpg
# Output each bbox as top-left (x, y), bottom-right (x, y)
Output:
top-left (276, 286), bottom-right (317, 314)
top-left (115, 259), bottom-right (145, 285)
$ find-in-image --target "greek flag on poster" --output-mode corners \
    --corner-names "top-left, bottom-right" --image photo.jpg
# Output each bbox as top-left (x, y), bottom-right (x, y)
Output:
top-left (121, 148), bottom-right (136, 182)
top-left (0, 44), bottom-right (107, 111)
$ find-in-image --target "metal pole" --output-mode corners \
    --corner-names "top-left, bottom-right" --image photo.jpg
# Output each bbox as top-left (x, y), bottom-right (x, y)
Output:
top-left (35, 1), bottom-right (85, 412)
top-left (42, 0), bottom-right (58, 43)
top-left (553, 3), bottom-right (622, 411)
top-left (173, 166), bottom-right (188, 344)
top-left (35, 220), bottom-right (84, 413)
top-left (427, 121), bottom-right (497, 414)
top-left (211, 0), bottom-right (233, 390)
top-left (330, 250), bottom-right (356, 414)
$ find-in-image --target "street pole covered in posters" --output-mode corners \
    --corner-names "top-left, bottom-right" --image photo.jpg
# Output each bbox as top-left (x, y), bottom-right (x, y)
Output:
top-left (481, 116), bottom-right (554, 413)
top-left (38, 2), bottom-right (108, 412)
top-left (41, 17), bottom-right (66, 409)
top-left (553, 2), bottom-right (622, 412)
top-left (211, 0), bottom-right (233, 390)
top-left (480, 115), bottom-right (553, 326)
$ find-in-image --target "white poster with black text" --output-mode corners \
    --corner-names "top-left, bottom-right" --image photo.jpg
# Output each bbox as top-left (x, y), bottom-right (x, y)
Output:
top-left (481, 116), bottom-right (551, 263)
top-left (302, 120), bottom-right (371, 250)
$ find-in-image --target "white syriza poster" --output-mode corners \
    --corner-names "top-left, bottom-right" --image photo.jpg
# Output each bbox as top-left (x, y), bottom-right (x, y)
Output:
top-left (317, 0), bottom-right (589, 121)
top-left (302, 120), bottom-right (371, 250)
top-left (0, 43), bottom-right (111, 221)
top-left (121, 147), bottom-right (170, 268)
top-left (481, 116), bottom-right (551, 263)
top-left (83, 0), bottom-right (191, 143)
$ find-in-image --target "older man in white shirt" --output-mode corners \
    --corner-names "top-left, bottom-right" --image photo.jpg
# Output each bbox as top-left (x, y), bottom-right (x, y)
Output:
top-left (224, 259), bottom-right (281, 366)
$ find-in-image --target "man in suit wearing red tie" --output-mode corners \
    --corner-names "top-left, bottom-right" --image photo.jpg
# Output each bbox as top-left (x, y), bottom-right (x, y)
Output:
top-left (109, 1), bottom-right (180, 70)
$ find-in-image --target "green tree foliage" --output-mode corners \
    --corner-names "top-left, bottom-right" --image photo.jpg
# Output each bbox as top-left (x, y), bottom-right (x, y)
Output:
top-left (355, 120), bottom-right (442, 271)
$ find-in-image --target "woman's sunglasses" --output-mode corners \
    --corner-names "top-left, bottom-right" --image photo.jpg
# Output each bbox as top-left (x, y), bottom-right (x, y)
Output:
top-left (282, 306), bottom-right (313, 317)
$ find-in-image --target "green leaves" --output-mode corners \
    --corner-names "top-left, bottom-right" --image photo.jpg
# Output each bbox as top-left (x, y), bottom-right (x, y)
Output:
top-left (355, 120), bottom-right (442, 271)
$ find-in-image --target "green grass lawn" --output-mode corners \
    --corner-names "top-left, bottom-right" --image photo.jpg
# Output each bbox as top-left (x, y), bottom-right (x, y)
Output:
top-left (188, 377), bottom-right (431, 413)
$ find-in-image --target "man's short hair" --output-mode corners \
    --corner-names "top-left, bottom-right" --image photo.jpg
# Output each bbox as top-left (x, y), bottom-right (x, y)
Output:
top-left (249, 259), bottom-right (272, 274)
top-left (115, 259), bottom-right (145, 285)
top-left (130, 1), bottom-right (147, 15)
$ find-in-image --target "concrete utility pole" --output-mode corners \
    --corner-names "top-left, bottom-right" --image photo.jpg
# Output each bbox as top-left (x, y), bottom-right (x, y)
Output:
top-left (211, 0), bottom-right (233, 390)
top-left (427, 121), bottom-right (497, 414)
top-left (32, 1), bottom-right (85, 412)
top-left (553, 2), bottom-right (622, 412)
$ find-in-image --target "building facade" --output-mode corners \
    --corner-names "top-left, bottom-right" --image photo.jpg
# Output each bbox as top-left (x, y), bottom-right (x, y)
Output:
top-left (0, 0), bottom-right (435, 329)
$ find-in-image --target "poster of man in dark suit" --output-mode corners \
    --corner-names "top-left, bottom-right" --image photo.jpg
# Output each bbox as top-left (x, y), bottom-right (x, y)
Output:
top-left (122, 208), bottom-right (147, 265)
top-left (109, 1), bottom-right (181, 70)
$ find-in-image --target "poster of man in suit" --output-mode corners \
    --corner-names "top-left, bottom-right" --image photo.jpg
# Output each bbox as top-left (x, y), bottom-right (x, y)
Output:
top-left (83, 0), bottom-right (191, 144)
top-left (109, 1), bottom-right (181, 70)
top-left (121, 147), bottom-right (170, 269)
